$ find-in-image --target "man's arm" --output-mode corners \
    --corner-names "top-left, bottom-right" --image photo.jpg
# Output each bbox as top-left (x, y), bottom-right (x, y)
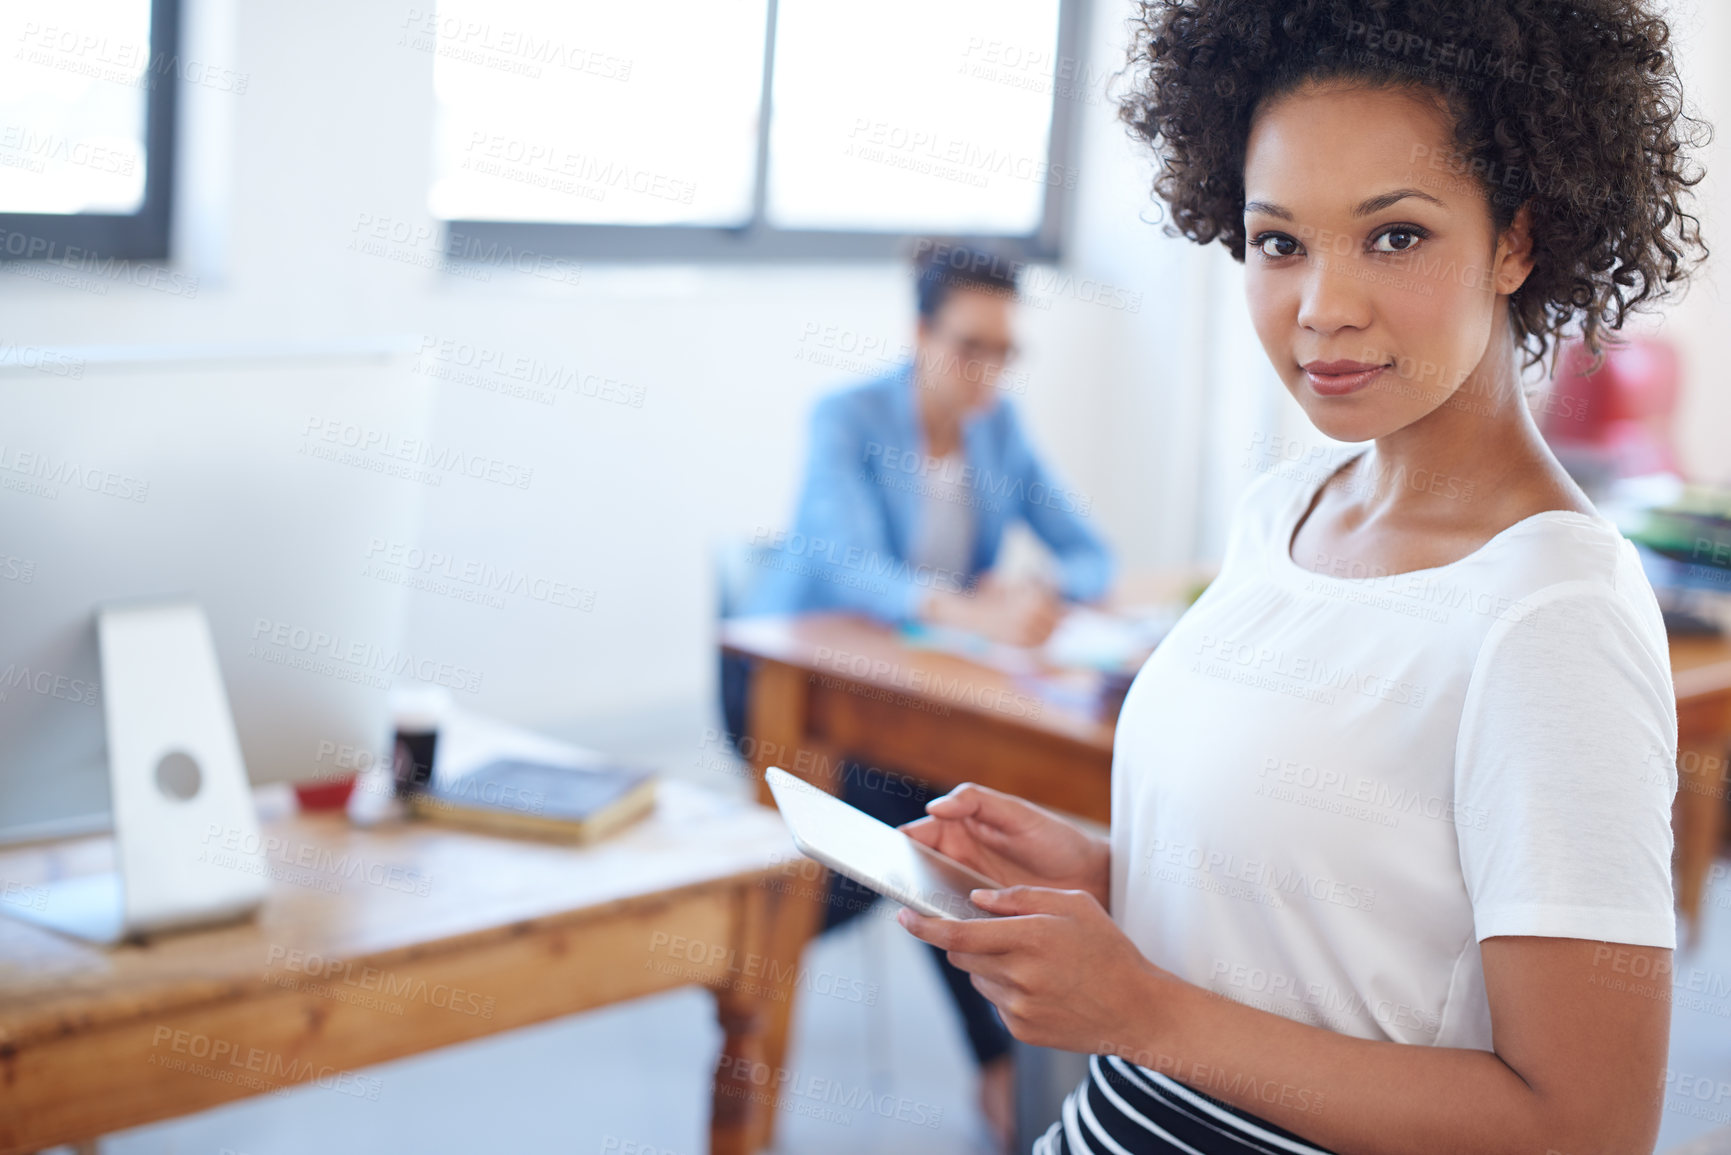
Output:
top-left (777, 393), bottom-right (928, 623)
top-left (998, 402), bottom-right (1113, 602)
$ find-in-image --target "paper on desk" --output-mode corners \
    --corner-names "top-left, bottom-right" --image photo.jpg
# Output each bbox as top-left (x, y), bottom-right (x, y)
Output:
top-left (897, 621), bottom-right (1046, 676)
top-left (897, 604), bottom-right (1184, 677)
top-left (1042, 605), bottom-right (1182, 672)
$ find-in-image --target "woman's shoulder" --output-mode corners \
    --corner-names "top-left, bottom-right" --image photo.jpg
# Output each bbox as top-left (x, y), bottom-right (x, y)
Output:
top-left (1457, 466), bottom-right (1635, 603)
top-left (1459, 507), bottom-right (1671, 686)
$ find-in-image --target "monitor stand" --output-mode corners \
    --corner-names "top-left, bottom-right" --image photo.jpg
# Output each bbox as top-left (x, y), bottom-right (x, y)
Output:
top-left (8, 601), bottom-right (268, 945)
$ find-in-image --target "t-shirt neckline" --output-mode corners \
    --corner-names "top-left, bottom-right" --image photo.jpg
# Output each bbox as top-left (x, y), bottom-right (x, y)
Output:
top-left (1272, 449), bottom-right (1609, 588)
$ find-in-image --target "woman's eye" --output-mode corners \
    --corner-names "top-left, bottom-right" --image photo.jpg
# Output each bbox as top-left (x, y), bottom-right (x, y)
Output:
top-left (1372, 229), bottom-right (1423, 253)
top-left (1252, 233), bottom-right (1301, 258)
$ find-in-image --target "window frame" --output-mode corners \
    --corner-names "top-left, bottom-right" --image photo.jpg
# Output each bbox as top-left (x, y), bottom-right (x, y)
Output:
top-left (440, 0), bottom-right (1089, 264)
top-left (0, 0), bottom-right (179, 262)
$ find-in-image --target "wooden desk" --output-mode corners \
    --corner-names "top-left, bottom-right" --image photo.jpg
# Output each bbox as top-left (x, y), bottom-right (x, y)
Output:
top-left (1669, 635), bottom-right (1731, 943)
top-left (723, 609), bottom-right (1731, 947)
top-left (723, 613), bottom-right (1114, 824)
top-left (0, 781), bottom-right (812, 1155)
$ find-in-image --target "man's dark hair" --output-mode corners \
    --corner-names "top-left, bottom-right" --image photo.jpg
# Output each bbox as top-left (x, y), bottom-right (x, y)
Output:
top-left (912, 240), bottom-right (1021, 321)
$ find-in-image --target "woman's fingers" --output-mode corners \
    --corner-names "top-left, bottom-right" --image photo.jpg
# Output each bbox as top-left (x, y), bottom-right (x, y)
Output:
top-left (898, 813), bottom-right (971, 852)
top-left (948, 949), bottom-right (1015, 985)
top-left (896, 906), bottom-right (1028, 953)
top-left (898, 814), bottom-right (991, 874)
top-left (898, 814), bottom-right (944, 848)
top-left (968, 972), bottom-right (1016, 1013)
top-left (926, 782), bottom-right (1024, 831)
top-left (923, 784), bottom-right (982, 817)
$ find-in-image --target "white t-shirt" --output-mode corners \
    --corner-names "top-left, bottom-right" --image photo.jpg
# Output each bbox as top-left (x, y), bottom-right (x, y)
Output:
top-left (1109, 452), bottom-right (1679, 1052)
top-left (910, 450), bottom-right (976, 582)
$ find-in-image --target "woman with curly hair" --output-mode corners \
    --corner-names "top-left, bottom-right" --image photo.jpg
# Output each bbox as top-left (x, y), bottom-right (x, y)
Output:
top-left (893, 2), bottom-right (1709, 1152)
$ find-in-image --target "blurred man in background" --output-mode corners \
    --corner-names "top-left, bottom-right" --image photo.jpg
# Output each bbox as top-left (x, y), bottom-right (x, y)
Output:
top-left (747, 240), bottom-right (1112, 639)
top-left (728, 241), bottom-right (1114, 1149)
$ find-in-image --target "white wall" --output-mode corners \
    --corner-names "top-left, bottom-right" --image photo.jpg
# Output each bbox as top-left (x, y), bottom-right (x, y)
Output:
top-left (10, 0), bottom-right (1724, 750)
top-left (2, 0), bottom-right (1213, 746)
top-left (1651, 0), bottom-right (1731, 486)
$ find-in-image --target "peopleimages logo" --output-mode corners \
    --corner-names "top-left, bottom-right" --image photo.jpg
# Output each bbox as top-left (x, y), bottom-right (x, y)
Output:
top-left (398, 8), bottom-right (633, 81)
top-left (414, 336), bottom-right (645, 408)
top-left (864, 443), bottom-right (1093, 516)
top-left (202, 824), bottom-right (433, 896)
top-left (264, 945), bottom-right (495, 1018)
top-left (248, 617), bottom-right (483, 695)
top-left (812, 646), bottom-right (1044, 720)
top-left (0, 229), bottom-right (199, 296)
top-left (0, 343), bottom-right (84, 378)
top-left (149, 1027), bottom-right (382, 1101)
top-left (0, 127), bottom-right (135, 175)
top-left (1143, 836), bottom-right (1377, 912)
top-left (750, 526), bottom-right (968, 594)
top-left (0, 663), bottom-right (99, 707)
top-left (1192, 633), bottom-right (1427, 708)
top-left (0, 443), bottom-right (149, 502)
top-left (362, 537), bottom-right (597, 612)
top-left (1256, 755), bottom-right (1489, 830)
top-left (459, 131), bottom-right (696, 205)
top-left (1208, 957), bottom-right (1441, 1034)
top-left (300, 418), bottom-right (533, 490)
top-left (712, 1055), bottom-right (945, 1129)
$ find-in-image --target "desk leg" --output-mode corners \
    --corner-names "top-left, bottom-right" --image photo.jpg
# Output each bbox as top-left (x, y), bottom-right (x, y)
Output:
top-left (727, 658), bottom-right (834, 1151)
top-left (744, 661), bottom-right (823, 806)
top-left (754, 860), bottom-right (826, 1153)
top-left (1675, 737), bottom-right (1728, 952)
top-left (745, 658), bottom-right (831, 1151)
top-left (711, 977), bottom-right (769, 1155)
top-left (710, 874), bottom-right (825, 1155)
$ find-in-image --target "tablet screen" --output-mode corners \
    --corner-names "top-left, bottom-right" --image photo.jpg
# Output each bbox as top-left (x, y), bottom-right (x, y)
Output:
top-left (765, 766), bottom-right (1000, 920)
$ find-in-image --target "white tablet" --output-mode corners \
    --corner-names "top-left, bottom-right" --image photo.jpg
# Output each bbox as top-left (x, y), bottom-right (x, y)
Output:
top-left (764, 766), bottom-right (1001, 920)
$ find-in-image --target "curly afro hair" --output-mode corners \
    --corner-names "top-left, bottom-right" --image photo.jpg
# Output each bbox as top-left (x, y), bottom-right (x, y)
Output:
top-left (1118, 0), bottom-right (1710, 368)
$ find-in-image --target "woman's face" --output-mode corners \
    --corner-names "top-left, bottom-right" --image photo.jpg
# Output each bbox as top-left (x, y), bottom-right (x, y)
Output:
top-left (1241, 81), bottom-right (1533, 444)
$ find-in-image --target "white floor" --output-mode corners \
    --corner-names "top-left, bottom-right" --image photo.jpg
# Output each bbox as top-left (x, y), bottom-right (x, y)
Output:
top-left (1661, 862), bottom-right (1731, 1152)
top-left (58, 708), bottom-right (1731, 1155)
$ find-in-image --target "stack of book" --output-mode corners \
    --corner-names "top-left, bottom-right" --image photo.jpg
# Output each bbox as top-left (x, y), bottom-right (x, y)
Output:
top-left (406, 758), bottom-right (657, 843)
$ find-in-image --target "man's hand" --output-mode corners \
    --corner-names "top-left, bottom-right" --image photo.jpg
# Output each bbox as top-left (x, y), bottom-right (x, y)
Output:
top-left (922, 572), bottom-right (1061, 647)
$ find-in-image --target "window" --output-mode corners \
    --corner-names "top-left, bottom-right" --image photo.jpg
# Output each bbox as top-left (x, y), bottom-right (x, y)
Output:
top-left (0, 0), bottom-right (179, 262)
top-left (426, 0), bottom-right (1084, 262)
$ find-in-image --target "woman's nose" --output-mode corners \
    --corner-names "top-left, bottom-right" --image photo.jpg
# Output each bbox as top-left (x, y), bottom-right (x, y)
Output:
top-left (1295, 255), bottom-right (1374, 337)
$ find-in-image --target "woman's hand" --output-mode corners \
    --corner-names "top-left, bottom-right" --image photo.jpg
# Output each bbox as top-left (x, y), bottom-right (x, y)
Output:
top-left (896, 887), bottom-right (1171, 1055)
top-left (899, 782), bottom-right (1109, 908)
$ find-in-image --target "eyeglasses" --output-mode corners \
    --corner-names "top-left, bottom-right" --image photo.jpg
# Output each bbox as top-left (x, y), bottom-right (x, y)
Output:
top-left (927, 327), bottom-right (1020, 368)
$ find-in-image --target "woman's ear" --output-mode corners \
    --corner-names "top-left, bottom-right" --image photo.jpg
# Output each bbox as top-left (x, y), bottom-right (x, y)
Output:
top-left (1492, 203), bottom-right (1536, 296)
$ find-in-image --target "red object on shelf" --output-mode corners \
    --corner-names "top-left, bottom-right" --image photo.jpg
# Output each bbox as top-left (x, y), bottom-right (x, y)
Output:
top-left (293, 775), bottom-right (357, 811)
top-left (1543, 336), bottom-right (1681, 477)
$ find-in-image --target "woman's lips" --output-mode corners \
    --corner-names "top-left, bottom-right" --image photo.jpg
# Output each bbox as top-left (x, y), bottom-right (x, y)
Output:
top-left (1302, 361), bottom-right (1390, 396)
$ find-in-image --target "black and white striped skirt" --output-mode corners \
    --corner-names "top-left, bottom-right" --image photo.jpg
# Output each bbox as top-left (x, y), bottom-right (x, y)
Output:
top-left (1033, 1053), bottom-right (1338, 1154)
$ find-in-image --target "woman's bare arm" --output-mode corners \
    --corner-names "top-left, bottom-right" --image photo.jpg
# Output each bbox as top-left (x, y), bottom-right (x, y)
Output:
top-left (904, 896), bottom-right (1670, 1153)
top-left (1124, 936), bottom-right (1671, 1155)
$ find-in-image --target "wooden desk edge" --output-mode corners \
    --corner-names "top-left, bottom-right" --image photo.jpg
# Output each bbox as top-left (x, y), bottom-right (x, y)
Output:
top-left (0, 860), bottom-right (816, 1155)
top-left (0, 856), bottom-right (796, 1052)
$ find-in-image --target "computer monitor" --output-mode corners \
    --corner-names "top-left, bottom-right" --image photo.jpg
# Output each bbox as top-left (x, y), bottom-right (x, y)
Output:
top-left (0, 342), bottom-right (434, 842)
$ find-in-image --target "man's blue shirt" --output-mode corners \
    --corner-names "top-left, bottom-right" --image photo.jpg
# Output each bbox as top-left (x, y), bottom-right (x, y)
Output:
top-left (744, 362), bottom-right (1114, 622)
